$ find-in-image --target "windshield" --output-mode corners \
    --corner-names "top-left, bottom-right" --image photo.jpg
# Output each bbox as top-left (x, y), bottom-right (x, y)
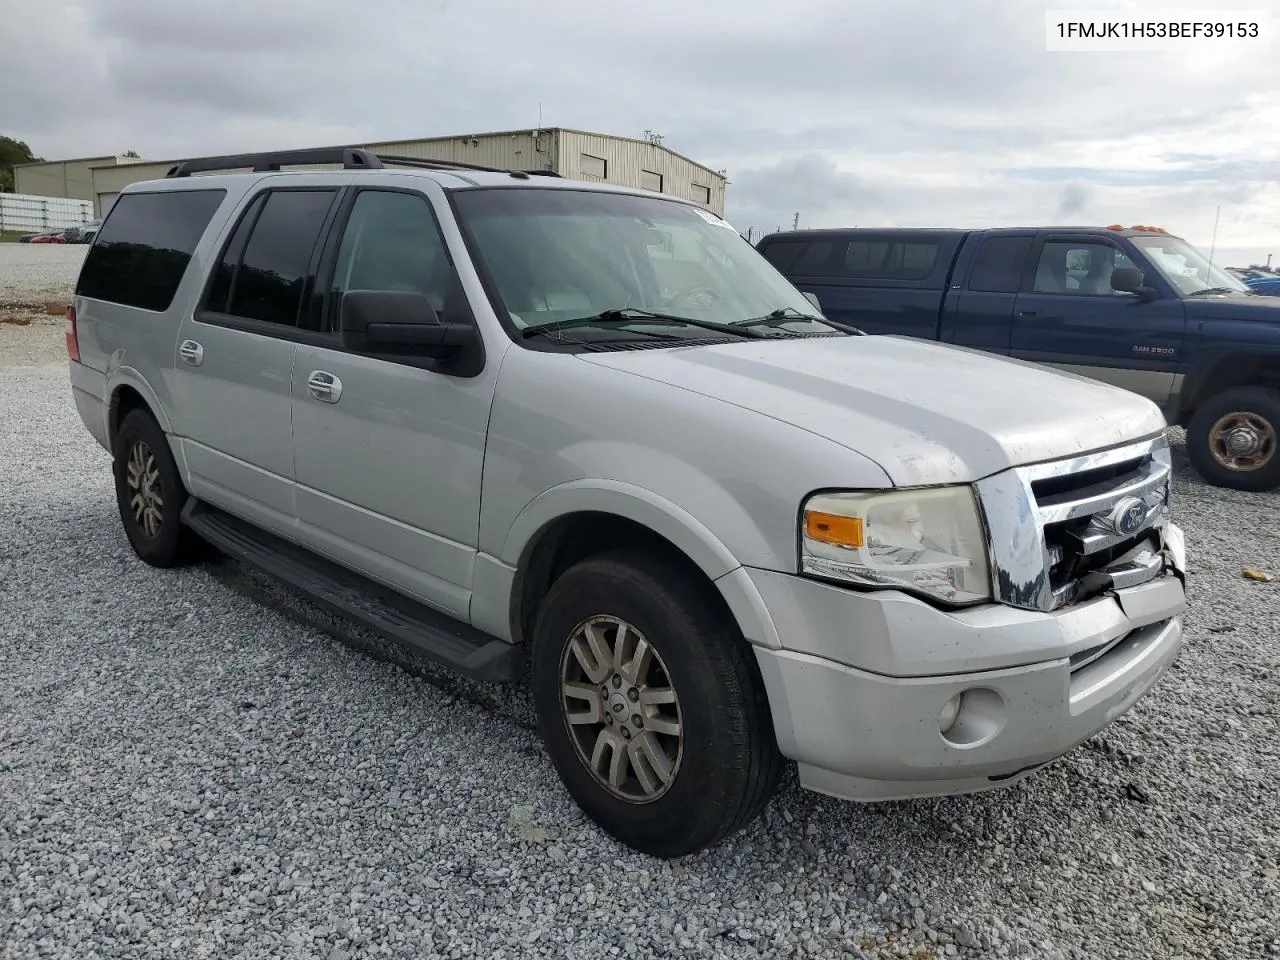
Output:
top-left (452, 188), bottom-right (830, 335)
top-left (1130, 235), bottom-right (1251, 296)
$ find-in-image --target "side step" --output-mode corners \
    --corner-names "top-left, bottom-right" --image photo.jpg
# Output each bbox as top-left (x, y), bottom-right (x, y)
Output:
top-left (182, 500), bottom-right (523, 682)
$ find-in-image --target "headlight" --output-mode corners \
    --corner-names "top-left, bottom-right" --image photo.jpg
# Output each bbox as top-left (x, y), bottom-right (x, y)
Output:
top-left (800, 486), bottom-right (992, 605)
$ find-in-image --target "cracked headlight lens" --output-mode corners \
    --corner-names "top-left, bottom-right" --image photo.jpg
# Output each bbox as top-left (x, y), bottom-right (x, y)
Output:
top-left (800, 487), bottom-right (992, 605)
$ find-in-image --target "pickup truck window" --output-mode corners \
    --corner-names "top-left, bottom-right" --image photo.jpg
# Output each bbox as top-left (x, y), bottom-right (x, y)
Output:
top-left (1130, 234), bottom-right (1250, 296)
top-left (843, 240), bottom-right (939, 280)
top-left (1032, 240), bottom-right (1137, 296)
top-left (967, 236), bottom-right (1033, 293)
top-left (454, 188), bottom-right (825, 336)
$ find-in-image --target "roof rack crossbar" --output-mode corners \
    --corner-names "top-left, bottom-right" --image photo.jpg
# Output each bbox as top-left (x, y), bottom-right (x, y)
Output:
top-left (375, 154), bottom-right (561, 178)
top-left (165, 147), bottom-right (385, 178)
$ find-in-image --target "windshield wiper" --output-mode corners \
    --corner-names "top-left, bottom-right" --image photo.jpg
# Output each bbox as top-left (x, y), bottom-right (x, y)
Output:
top-left (739, 307), bottom-right (861, 335)
top-left (521, 308), bottom-right (765, 340)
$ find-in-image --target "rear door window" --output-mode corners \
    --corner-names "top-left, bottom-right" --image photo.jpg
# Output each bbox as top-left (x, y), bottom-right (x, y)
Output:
top-left (967, 236), bottom-right (1034, 293)
top-left (75, 189), bottom-right (226, 311)
top-left (207, 189), bottom-right (337, 327)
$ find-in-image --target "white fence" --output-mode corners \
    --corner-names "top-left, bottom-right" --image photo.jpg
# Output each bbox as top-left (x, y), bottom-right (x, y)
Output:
top-left (0, 193), bottom-right (94, 233)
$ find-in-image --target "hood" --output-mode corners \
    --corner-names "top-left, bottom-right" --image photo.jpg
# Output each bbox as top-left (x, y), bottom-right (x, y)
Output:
top-left (1184, 294), bottom-right (1280, 323)
top-left (581, 335), bottom-right (1166, 486)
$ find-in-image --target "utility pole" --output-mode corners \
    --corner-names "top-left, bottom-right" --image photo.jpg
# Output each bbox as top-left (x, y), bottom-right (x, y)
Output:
top-left (1267, 253), bottom-right (1273, 269)
top-left (792, 211), bottom-right (800, 230)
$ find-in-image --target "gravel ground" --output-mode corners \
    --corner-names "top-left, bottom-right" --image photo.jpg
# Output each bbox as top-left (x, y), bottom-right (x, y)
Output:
top-left (1, 270), bottom-right (1278, 958)
top-left (0, 244), bottom-right (87, 311)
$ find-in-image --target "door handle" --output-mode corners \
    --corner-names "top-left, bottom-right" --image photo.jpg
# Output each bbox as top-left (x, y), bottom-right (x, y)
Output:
top-left (178, 340), bottom-right (204, 366)
top-left (306, 370), bottom-right (343, 404)
top-left (1016, 310), bottom-right (1038, 318)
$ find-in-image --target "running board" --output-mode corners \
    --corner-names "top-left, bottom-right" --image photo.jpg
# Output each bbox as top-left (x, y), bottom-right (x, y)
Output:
top-left (181, 500), bottom-right (522, 682)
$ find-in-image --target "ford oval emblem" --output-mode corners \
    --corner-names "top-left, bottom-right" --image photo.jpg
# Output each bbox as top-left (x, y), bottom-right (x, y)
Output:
top-left (1110, 497), bottom-right (1148, 536)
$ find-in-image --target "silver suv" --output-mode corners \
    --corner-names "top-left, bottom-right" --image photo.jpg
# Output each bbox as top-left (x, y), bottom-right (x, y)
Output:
top-left (67, 147), bottom-right (1187, 858)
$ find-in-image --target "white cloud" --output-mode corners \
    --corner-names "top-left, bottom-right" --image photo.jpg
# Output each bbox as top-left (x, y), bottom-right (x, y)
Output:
top-left (2, 0), bottom-right (1277, 264)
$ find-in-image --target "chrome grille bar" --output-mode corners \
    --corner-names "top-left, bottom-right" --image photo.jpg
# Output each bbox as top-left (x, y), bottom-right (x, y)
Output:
top-left (976, 434), bottom-right (1173, 612)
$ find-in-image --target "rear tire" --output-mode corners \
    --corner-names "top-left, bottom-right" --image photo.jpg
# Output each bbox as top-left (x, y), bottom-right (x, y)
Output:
top-left (530, 549), bottom-right (784, 858)
top-left (112, 410), bottom-right (204, 566)
top-left (1186, 386), bottom-right (1280, 492)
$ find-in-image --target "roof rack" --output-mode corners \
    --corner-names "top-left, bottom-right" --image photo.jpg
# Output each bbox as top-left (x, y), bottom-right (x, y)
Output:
top-left (166, 147), bottom-right (384, 178)
top-left (374, 154), bottom-right (561, 178)
top-left (163, 147), bottom-right (562, 180)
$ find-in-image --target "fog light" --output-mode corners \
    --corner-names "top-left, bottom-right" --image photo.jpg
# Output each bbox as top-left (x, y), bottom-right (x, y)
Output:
top-left (939, 693), bottom-right (962, 733)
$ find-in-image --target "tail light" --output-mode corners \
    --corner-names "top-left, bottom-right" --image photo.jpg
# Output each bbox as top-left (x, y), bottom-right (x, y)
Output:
top-left (66, 305), bottom-right (81, 362)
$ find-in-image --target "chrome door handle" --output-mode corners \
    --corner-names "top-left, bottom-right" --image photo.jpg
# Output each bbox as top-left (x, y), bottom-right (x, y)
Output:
top-left (178, 340), bottom-right (204, 366)
top-left (306, 370), bottom-right (343, 404)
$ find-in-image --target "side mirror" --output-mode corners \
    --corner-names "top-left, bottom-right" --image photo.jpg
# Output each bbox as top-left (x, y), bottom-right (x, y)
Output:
top-left (340, 290), bottom-right (475, 358)
top-left (802, 291), bottom-right (822, 311)
top-left (1111, 267), bottom-right (1158, 301)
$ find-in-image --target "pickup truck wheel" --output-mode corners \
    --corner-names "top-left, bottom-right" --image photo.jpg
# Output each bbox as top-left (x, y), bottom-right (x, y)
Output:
top-left (531, 551), bottom-right (783, 858)
top-left (1187, 386), bottom-right (1280, 492)
top-left (112, 410), bottom-right (203, 567)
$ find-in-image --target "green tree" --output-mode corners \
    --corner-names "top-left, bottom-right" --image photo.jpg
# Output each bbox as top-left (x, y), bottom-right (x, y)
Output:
top-left (1, 136), bottom-right (43, 192)
top-left (122, 150), bottom-right (141, 158)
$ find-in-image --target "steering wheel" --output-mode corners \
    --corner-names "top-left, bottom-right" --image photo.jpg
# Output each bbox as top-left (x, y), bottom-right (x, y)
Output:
top-left (667, 286), bottom-right (722, 312)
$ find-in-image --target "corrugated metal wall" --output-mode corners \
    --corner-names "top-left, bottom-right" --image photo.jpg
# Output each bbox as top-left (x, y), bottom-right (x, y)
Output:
top-left (16, 131), bottom-right (726, 218)
top-left (14, 158), bottom-right (118, 202)
top-left (558, 132), bottom-right (726, 216)
top-left (372, 131), bottom-right (555, 172)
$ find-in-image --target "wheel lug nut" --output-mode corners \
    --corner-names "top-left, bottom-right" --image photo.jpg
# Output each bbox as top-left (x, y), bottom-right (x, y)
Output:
top-left (632, 714), bottom-right (643, 728)
top-left (627, 688), bottom-right (639, 702)
top-left (601, 686), bottom-right (609, 698)
top-left (621, 727), bottom-right (631, 740)
top-left (605, 714), bottom-right (613, 725)
top-left (612, 675), bottom-right (622, 688)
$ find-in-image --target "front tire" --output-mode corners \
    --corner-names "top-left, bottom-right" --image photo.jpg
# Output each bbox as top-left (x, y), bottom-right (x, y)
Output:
top-left (1186, 386), bottom-right (1280, 492)
top-left (531, 550), bottom-right (783, 858)
top-left (112, 410), bottom-right (203, 566)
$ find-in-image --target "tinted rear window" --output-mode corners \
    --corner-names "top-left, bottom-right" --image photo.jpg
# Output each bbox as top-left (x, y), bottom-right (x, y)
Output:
top-left (967, 236), bottom-right (1034, 293)
top-left (842, 239), bottom-right (939, 280)
top-left (759, 240), bottom-right (806, 273)
top-left (75, 190), bottom-right (226, 311)
top-left (217, 190), bottom-right (336, 327)
top-left (762, 236), bottom-right (941, 281)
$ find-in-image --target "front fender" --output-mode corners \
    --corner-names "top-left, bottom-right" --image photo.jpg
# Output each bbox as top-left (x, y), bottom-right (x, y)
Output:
top-left (485, 478), bottom-right (783, 650)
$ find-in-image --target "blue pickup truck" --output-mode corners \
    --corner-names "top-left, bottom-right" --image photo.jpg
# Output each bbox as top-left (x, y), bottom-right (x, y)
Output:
top-left (757, 225), bottom-right (1280, 492)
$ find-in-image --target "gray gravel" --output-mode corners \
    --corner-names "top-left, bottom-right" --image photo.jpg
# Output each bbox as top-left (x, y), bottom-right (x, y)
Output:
top-left (1, 340), bottom-right (1278, 958)
top-left (0, 244), bottom-right (87, 310)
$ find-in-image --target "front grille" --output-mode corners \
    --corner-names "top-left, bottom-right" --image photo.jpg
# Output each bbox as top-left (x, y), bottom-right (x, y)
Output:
top-left (976, 436), bottom-right (1173, 612)
top-left (1030, 455), bottom-right (1147, 504)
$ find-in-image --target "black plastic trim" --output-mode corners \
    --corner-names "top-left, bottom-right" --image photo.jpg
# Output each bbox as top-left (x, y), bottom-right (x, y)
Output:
top-left (167, 148), bottom-right (384, 177)
top-left (182, 500), bottom-right (522, 681)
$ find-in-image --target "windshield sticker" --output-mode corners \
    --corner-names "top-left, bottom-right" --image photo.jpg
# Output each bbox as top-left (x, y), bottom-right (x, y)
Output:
top-left (692, 207), bottom-right (737, 231)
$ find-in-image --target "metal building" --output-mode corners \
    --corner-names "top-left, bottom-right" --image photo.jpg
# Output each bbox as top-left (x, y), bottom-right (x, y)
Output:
top-left (13, 155), bottom-right (147, 206)
top-left (16, 129), bottom-right (727, 219)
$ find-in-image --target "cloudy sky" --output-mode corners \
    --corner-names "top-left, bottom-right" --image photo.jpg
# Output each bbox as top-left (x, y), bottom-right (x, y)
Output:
top-left (5, 0), bottom-right (1278, 265)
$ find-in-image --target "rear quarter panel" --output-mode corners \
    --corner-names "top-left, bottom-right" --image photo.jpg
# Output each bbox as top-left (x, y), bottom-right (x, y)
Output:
top-left (71, 181), bottom-right (252, 444)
